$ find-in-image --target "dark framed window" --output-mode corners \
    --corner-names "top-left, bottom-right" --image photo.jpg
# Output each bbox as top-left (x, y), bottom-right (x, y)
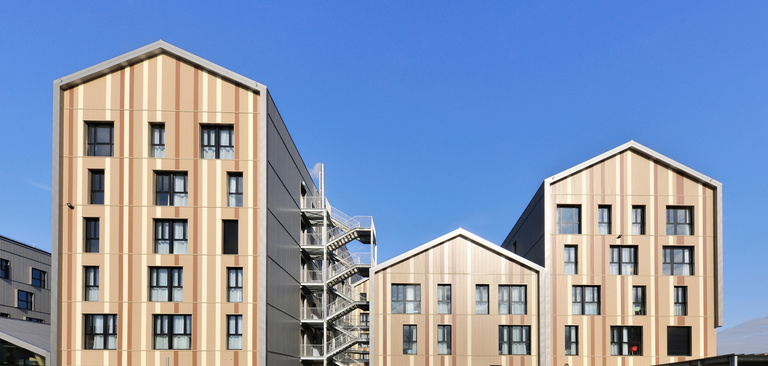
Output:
top-left (150, 123), bottom-right (165, 158)
top-left (149, 267), bottom-right (183, 302)
top-left (499, 285), bottom-right (526, 315)
top-left (499, 325), bottom-right (530, 355)
top-left (84, 314), bottom-right (117, 349)
top-left (476, 285), bottom-right (489, 314)
top-left (674, 286), bottom-right (688, 316)
top-left (610, 246), bottom-right (637, 275)
top-left (26, 317), bottom-right (44, 323)
top-left (153, 315), bottom-right (192, 350)
top-left (0, 259), bottom-right (9, 279)
top-left (667, 326), bottom-right (692, 356)
top-left (557, 205), bottom-right (581, 234)
top-left (633, 286), bottom-right (646, 315)
top-left (89, 170), bottom-right (105, 204)
top-left (86, 122), bottom-right (113, 156)
top-left (632, 206), bottom-right (645, 235)
top-left (666, 207), bottom-right (693, 235)
top-left (228, 268), bottom-right (243, 302)
top-left (84, 266), bottom-right (99, 301)
top-left (572, 286), bottom-right (600, 315)
top-left (227, 315), bottom-right (243, 350)
top-left (611, 326), bottom-right (642, 355)
top-left (18, 290), bottom-right (33, 310)
top-left (31, 268), bottom-right (46, 288)
top-left (85, 218), bottom-right (100, 253)
top-left (598, 205), bottom-right (612, 234)
top-left (154, 220), bottom-right (188, 254)
top-left (201, 125), bottom-right (234, 159)
top-left (392, 284), bottom-right (420, 314)
top-left (663, 247), bottom-right (694, 275)
top-left (437, 284), bottom-right (451, 314)
top-left (223, 220), bottom-right (239, 254)
top-left (228, 173), bottom-right (243, 207)
top-left (359, 313), bottom-right (370, 327)
top-left (403, 325), bottom-right (417, 354)
top-left (564, 245), bottom-right (577, 274)
top-left (155, 172), bottom-right (188, 206)
top-left (0, 313), bottom-right (8, 318)
top-left (565, 325), bottom-right (578, 355)
top-left (437, 325), bottom-right (451, 355)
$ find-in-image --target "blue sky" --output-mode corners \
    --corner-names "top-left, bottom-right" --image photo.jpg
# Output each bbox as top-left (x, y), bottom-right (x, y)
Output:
top-left (1, 2), bottom-right (766, 330)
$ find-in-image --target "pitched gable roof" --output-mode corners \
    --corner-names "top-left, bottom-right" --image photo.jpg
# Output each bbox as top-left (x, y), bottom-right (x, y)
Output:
top-left (372, 228), bottom-right (544, 274)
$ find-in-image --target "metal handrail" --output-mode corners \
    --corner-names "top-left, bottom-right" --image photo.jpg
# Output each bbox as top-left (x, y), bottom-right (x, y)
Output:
top-left (302, 232), bottom-right (326, 246)
top-left (301, 343), bottom-right (324, 357)
top-left (300, 306), bottom-right (323, 320)
top-left (301, 269), bottom-right (323, 283)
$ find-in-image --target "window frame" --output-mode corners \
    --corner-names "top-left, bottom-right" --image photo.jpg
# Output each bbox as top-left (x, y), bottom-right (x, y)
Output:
top-left (86, 122), bottom-right (114, 157)
top-left (598, 205), bottom-right (612, 234)
top-left (84, 266), bottom-right (99, 301)
top-left (403, 324), bottom-right (417, 354)
top-left (498, 285), bottom-right (527, 315)
top-left (572, 286), bottom-right (600, 315)
top-left (0, 259), bottom-right (9, 279)
top-left (610, 326), bottom-right (642, 356)
top-left (674, 286), bottom-right (688, 316)
top-left (609, 246), bottom-right (638, 275)
top-left (228, 268), bottom-right (243, 303)
top-left (84, 314), bottom-right (117, 350)
top-left (85, 218), bottom-right (100, 253)
top-left (18, 290), bottom-right (33, 310)
top-left (437, 284), bottom-right (451, 314)
top-left (31, 268), bottom-right (46, 288)
top-left (633, 286), bottom-right (646, 315)
top-left (89, 169), bottom-right (105, 205)
top-left (155, 172), bottom-right (188, 206)
top-left (557, 205), bottom-right (581, 234)
top-left (499, 325), bottom-right (531, 355)
top-left (392, 284), bottom-right (421, 314)
top-left (153, 314), bottom-right (192, 350)
top-left (154, 220), bottom-right (188, 254)
top-left (437, 325), bottom-right (451, 355)
top-left (222, 220), bottom-right (239, 254)
top-left (200, 125), bottom-right (235, 159)
top-left (475, 284), bottom-right (489, 314)
top-left (666, 206), bottom-right (693, 235)
top-left (565, 325), bottom-right (578, 355)
top-left (149, 267), bottom-right (184, 302)
top-left (667, 326), bottom-right (692, 356)
top-left (359, 312), bottom-right (370, 327)
top-left (227, 315), bottom-right (243, 350)
top-left (564, 245), bottom-right (578, 274)
top-left (227, 173), bottom-right (243, 207)
top-left (150, 123), bottom-right (166, 158)
top-left (632, 205), bottom-right (646, 235)
top-left (663, 247), bottom-right (694, 275)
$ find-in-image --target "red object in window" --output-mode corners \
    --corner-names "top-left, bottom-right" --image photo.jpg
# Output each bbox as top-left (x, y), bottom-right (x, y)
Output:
top-left (630, 345), bottom-right (638, 353)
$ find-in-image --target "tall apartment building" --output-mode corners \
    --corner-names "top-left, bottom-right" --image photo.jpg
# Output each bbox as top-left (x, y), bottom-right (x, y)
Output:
top-left (0, 235), bottom-right (51, 323)
top-left (52, 41), bottom-right (375, 366)
top-left (501, 141), bottom-right (722, 366)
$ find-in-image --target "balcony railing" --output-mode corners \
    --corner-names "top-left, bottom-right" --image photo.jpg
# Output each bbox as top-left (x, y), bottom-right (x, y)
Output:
top-left (300, 306), bottom-right (323, 320)
top-left (301, 269), bottom-right (323, 283)
top-left (301, 343), bottom-right (323, 357)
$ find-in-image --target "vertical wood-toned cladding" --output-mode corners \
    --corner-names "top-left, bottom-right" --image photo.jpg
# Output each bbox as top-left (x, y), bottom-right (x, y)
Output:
top-left (374, 234), bottom-right (541, 366)
top-left (56, 54), bottom-right (262, 365)
top-left (546, 150), bottom-right (718, 366)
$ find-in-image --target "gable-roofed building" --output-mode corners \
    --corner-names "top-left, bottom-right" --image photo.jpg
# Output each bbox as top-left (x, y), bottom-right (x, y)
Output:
top-left (53, 41), bottom-right (376, 366)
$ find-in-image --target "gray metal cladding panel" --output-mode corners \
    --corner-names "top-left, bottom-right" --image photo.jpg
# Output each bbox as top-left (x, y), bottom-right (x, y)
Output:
top-left (266, 120), bottom-right (303, 207)
top-left (266, 350), bottom-right (300, 366)
top-left (266, 301), bottom-right (300, 358)
top-left (266, 212), bottom-right (300, 282)
top-left (266, 258), bottom-right (300, 318)
top-left (266, 167), bottom-right (301, 241)
top-left (266, 93), bottom-right (317, 193)
top-left (502, 183), bottom-right (546, 266)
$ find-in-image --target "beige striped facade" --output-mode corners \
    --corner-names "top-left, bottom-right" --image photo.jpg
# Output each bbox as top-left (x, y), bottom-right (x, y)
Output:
top-left (372, 231), bottom-right (544, 366)
top-left (546, 149), bottom-right (719, 366)
top-left (54, 51), bottom-right (266, 365)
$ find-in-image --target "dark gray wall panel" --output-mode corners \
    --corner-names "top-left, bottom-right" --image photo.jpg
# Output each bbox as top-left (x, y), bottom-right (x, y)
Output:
top-left (502, 183), bottom-right (546, 266)
top-left (267, 167), bottom-right (300, 243)
top-left (267, 350), bottom-right (300, 366)
top-left (266, 258), bottom-right (300, 318)
top-left (267, 212), bottom-right (300, 283)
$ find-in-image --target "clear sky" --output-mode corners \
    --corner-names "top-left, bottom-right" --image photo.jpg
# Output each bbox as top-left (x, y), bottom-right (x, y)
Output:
top-left (1, 2), bottom-right (766, 329)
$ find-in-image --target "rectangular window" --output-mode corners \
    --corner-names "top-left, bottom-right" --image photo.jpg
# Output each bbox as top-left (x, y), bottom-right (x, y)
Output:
top-left (86, 122), bottom-right (114, 157)
top-left (437, 284), bottom-right (451, 314)
top-left (0, 259), bottom-right (9, 279)
top-left (149, 267), bottom-right (183, 302)
top-left (565, 326), bottom-right (578, 355)
top-left (18, 290), bottom-right (33, 310)
top-left (403, 325), bottom-right (417, 354)
top-left (85, 218), bottom-right (100, 253)
top-left (557, 205), bottom-right (581, 234)
top-left (598, 205), bottom-right (612, 234)
top-left (611, 326), bottom-right (642, 356)
top-left (26, 317), bottom-right (44, 323)
top-left (153, 315), bottom-right (192, 350)
top-left (572, 286), bottom-right (600, 315)
top-left (633, 286), bottom-right (646, 315)
top-left (437, 325), bottom-right (451, 355)
top-left (227, 315), bottom-right (243, 350)
top-left (228, 268), bottom-right (243, 302)
top-left (392, 284), bottom-right (421, 314)
top-left (674, 286), bottom-right (688, 316)
top-left (475, 285), bottom-right (489, 314)
top-left (223, 220), bottom-right (239, 254)
top-left (84, 267), bottom-right (99, 301)
top-left (663, 247), bottom-right (694, 275)
top-left (609, 246), bottom-right (638, 275)
top-left (201, 125), bottom-right (235, 159)
top-left (359, 313), bottom-right (370, 327)
top-left (499, 325), bottom-right (530, 355)
top-left (666, 207), bottom-right (693, 235)
top-left (84, 314), bottom-right (117, 349)
top-left (667, 326), bottom-right (692, 356)
top-left (90, 170), bottom-right (105, 204)
top-left (155, 172), bottom-right (188, 206)
top-left (227, 173), bottom-right (243, 207)
top-left (150, 123), bottom-right (165, 158)
top-left (31, 268), bottom-right (46, 288)
top-left (564, 245), bottom-right (577, 274)
top-left (632, 206), bottom-right (645, 235)
top-left (499, 285), bottom-right (526, 315)
top-left (154, 220), bottom-right (188, 254)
